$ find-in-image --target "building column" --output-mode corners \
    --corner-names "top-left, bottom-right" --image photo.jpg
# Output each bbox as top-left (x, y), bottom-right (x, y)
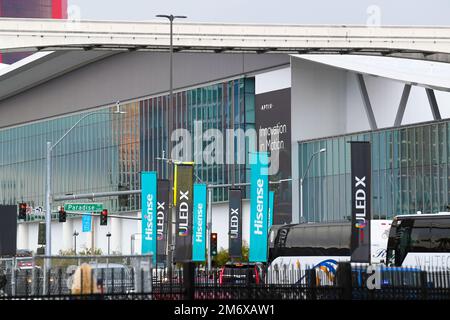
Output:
top-left (111, 217), bottom-right (122, 254)
top-left (62, 218), bottom-right (74, 252)
top-left (17, 223), bottom-right (29, 250)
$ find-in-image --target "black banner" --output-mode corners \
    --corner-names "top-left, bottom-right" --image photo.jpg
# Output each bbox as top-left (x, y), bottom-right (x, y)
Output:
top-left (350, 142), bottom-right (371, 263)
top-left (255, 88), bottom-right (292, 224)
top-left (0, 205), bottom-right (17, 256)
top-left (174, 164), bottom-right (194, 262)
top-left (157, 179), bottom-right (170, 265)
top-left (228, 188), bottom-right (243, 259)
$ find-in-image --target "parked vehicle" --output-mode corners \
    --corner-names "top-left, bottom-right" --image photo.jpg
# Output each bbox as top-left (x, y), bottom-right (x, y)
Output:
top-left (219, 262), bottom-right (262, 286)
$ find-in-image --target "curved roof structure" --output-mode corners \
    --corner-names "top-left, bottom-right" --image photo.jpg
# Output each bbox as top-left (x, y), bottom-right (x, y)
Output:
top-left (292, 54), bottom-right (450, 92)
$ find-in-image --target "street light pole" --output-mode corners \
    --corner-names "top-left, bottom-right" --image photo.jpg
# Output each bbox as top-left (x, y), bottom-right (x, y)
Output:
top-left (156, 13), bottom-right (187, 276)
top-left (106, 232), bottom-right (111, 255)
top-left (44, 104), bottom-right (126, 265)
top-left (300, 148), bottom-right (326, 222)
top-left (73, 231), bottom-right (79, 254)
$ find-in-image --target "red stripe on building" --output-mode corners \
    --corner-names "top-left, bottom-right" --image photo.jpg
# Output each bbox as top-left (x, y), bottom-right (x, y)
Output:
top-left (52, 0), bottom-right (66, 19)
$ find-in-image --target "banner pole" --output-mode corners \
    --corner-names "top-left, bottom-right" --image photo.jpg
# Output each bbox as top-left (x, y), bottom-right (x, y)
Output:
top-left (207, 187), bottom-right (212, 270)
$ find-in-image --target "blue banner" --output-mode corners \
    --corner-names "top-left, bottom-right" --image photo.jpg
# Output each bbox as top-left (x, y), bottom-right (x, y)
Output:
top-left (141, 172), bottom-right (158, 264)
top-left (192, 184), bottom-right (207, 262)
top-left (268, 191), bottom-right (275, 229)
top-left (82, 214), bottom-right (92, 233)
top-left (249, 152), bottom-right (269, 262)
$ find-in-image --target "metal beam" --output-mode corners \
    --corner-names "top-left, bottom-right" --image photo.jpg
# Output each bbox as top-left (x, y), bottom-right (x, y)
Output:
top-left (394, 84), bottom-right (412, 127)
top-left (426, 88), bottom-right (442, 120)
top-left (1, 19), bottom-right (450, 63)
top-left (356, 74), bottom-right (378, 130)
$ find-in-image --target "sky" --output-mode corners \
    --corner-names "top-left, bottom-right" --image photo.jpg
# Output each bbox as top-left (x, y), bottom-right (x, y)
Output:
top-left (68, 0), bottom-right (450, 25)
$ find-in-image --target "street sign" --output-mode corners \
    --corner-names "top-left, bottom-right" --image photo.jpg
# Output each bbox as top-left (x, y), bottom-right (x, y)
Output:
top-left (82, 214), bottom-right (92, 233)
top-left (64, 203), bottom-right (103, 212)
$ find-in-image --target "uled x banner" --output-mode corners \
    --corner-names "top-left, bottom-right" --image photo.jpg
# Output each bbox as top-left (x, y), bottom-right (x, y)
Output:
top-left (192, 183), bottom-right (207, 262)
top-left (229, 188), bottom-right (243, 259)
top-left (350, 141), bottom-right (372, 263)
top-left (141, 171), bottom-right (158, 264)
top-left (249, 152), bottom-right (269, 262)
top-left (157, 179), bottom-right (170, 265)
top-left (174, 163), bottom-right (194, 262)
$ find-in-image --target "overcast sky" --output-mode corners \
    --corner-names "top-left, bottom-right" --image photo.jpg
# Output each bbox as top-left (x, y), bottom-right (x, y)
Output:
top-left (68, 0), bottom-right (450, 25)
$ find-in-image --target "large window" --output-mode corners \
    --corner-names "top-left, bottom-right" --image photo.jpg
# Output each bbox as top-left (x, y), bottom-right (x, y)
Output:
top-left (0, 77), bottom-right (255, 221)
top-left (299, 121), bottom-right (450, 222)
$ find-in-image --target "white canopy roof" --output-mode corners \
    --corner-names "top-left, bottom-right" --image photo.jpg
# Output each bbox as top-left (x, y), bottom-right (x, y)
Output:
top-left (291, 54), bottom-right (450, 92)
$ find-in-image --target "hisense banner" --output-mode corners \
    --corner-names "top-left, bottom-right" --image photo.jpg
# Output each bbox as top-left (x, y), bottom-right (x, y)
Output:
top-left (229, 188), bottom-right (243, 259)
top-left (174, 163), bottom-right (194, 262)
top-left (268, 191), bottom-right (275, 230)
top-left (350, 141), bottom-right (372, 263)
top-left (192, 183), bottom-right (207, 262)
top-left (141, 172), bottom-right (158, 264)
top-left (157, 179), bottom-right (170, 265)
top-left (249, 152), bottom-right (269, 262)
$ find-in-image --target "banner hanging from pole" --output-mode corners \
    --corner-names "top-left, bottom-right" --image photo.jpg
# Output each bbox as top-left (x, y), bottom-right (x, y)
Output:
top-left (350, 141), bottom-right (371, 263)
top-left (141, 172), bottom-right (158, 265)
top-left (174, 163), bottom-right (194, 262)
top-left (249, 152), bottom-right (269, 263)
top-left (192, 183), bottom-right (207, 262)
top-left (157, 179), bottom-right (170, 265)
top-left (229, 188), bottom-right (243, 259)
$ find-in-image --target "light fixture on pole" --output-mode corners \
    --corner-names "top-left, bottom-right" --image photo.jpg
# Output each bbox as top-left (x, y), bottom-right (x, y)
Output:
top-left (300, 148), bottom-right (326, 222)
top-left (44, 104), bottom-right (126, 272)
top-left (73, 230), bottom-right (79, 254)
top-left (106, 232), bottom-right (112, 255)
top-left (155, 13), bottom-right (187, 275)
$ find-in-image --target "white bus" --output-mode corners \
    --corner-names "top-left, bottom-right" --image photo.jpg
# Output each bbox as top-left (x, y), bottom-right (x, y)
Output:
top-left (267, 220), bottom-right (392, 284)
top-left (386, 213), bottom-right (450, 270)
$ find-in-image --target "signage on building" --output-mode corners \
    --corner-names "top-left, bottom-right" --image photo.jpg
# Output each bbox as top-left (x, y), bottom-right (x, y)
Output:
top-left (174, 163), bottom-right (194, 262)
top-left (82, 214), bottom-right (92, 233)
top-left (255, 88), bottom-right (292, 224)
top-left (141, 172), bottom-right (158, 264)
top-left (249, 152), bottom-right (269, 263)
top-left (156, 179), bottom-right (170, 265)
top-left (192, 183), bottom-right (207, 262)
top-left (229, 188), bottom-right (243, 259)
top-left (350, 141), bottom-right (372, 263)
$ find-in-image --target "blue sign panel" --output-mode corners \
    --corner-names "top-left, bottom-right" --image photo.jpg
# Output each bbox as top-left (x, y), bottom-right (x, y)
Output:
top-left (249, 152), bottom-right (269, 262)
top-left (268, 191), bottom-right (275, 230)
top-left (192, 184), bottom-right (207, 262)
top-left (141, 172), bottom-right (158, 264)
top-left (82, 214), bottom-right (92, 233)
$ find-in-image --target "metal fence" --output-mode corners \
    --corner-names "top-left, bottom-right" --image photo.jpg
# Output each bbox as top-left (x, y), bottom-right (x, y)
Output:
top-left (1, 259), bottom-right (450, 300)
top-left (0, 254), bottom-right (153, 300)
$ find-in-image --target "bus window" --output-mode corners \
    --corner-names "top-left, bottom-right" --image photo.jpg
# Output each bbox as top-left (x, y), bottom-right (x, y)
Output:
top-left (396, 220), bottom-right (413, 266)
top-left (410, 220), bottom-right (431, 252)
top-left (431, 219), bottom-right (450, 251)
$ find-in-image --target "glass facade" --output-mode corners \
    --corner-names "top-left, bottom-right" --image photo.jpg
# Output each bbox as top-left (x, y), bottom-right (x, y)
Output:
top-left (0, 78), bottom-right (255, 220)
top-left (0, 0), bottom-right (68, 64)
top-left (299, 120), bottom-right (450, 223)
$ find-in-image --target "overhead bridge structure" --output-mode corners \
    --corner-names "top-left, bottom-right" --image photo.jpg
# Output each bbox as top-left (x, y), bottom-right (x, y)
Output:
top-left (1, 18), bottom-right (450, 63)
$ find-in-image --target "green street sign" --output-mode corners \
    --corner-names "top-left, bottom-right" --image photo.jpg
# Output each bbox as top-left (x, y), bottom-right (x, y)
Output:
top-left (64, 203), bottom-right (103, 212)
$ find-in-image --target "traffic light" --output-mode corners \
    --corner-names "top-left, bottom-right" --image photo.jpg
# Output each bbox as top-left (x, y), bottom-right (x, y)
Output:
top-left (18, 203), bottom-right (27, 220)
top-left (211, 233), bottom-right (218, 256)
top-left (58, 207), bottom-right (66, 223)
top-left (100, 209), bottom-right (108, 226)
